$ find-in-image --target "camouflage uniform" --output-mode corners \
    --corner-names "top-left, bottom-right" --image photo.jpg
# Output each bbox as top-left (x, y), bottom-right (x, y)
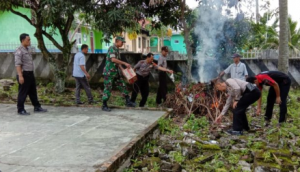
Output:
top-left (102, 44), bottom-right (129, 101)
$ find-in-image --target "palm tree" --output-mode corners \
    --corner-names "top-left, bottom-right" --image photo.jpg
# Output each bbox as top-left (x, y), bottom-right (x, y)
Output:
top-left (278, 0), bottom-right (289, 73)
top-left (288, 17), bottom-right (300, 55)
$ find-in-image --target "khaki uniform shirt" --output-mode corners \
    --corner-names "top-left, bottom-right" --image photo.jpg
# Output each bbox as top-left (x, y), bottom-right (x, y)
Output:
top-left (134, 60), bottom-right (158, 77)
top-left (221, 78), bottom-right (249, 116)
top-left (14, 45), bottom-right (34, 71)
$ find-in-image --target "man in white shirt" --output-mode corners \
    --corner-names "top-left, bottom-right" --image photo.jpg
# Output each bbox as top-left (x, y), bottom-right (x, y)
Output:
top-left (219, 53), bottom-right (248, 81)
top-left (73, 44), bottom-right (96, 105)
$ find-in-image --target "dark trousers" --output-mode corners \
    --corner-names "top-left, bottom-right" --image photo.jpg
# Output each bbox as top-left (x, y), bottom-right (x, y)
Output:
top-left (265, 78), bottom-right (291, 123)
top-left (17, 71), bottom-right (41, 112)
top-left (156, 72), bottom-right (167, 104)
top-left (233, 87), bottom-right (261, 131)
top-left (131, 74), bottom-right (150, 107)
top-left (75, 76), bottom-right (93, 103)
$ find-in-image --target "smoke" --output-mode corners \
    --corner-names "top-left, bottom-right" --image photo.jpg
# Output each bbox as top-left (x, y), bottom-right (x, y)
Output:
top-left (194, 0), bottom-right (248, 82)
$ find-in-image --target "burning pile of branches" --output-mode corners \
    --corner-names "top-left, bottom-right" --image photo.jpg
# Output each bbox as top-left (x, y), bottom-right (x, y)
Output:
top-left (164, 81), bottom-right (227, 122)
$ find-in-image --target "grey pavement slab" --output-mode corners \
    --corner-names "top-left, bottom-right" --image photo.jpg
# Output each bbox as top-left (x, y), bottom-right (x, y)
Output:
top-left (0, 104), bottom-right (166, 172)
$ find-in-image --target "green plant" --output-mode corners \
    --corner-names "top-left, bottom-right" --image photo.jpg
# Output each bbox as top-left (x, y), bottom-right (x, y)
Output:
top-left (227, 154), bottom-right (240, 164)
top-left (183, 115), bottom-right (209, 132)
top-left (262, 151), bottom-right (272, 162)
top-left (170, 151), bottom-right (185, 164)
top-left (150, 162), bottom-right (160, 172)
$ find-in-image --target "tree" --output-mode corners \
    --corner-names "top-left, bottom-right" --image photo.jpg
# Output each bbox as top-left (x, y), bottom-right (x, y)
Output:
top-left (278, 0), bottom-right (289, 73)
top-left (0, 0), bottom-right (93, 93)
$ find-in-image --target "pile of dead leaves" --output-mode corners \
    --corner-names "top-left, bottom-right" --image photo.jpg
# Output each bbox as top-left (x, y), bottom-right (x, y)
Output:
top-left (164, 82), bottom-right (227, 122)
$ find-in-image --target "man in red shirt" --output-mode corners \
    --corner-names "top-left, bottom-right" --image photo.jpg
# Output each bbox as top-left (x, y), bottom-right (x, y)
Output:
top-left (246, 71), bottom-right (291, 125)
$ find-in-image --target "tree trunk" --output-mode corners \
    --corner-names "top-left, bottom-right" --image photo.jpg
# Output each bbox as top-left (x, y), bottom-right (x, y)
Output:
top-left (183, 29), bottom-right (193, 84)
top-left (278, 0), bottom-right (289, 74)
top-left (256, 0), bottom-right (259, 23)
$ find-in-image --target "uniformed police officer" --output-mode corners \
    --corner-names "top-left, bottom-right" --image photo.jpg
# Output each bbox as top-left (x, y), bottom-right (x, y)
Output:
top-left (102, 36), bottom-right (135, 111)
top-left (15, 33), bottom-right (47, 115)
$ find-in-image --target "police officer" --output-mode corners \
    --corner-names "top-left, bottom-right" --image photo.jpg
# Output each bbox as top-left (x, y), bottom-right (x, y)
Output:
top-left (131, 53), bottom-right (173, 107)
top-left (102, 36), bottom-right (135, 111)
top-left (15, 33), bottom-right (47, 115)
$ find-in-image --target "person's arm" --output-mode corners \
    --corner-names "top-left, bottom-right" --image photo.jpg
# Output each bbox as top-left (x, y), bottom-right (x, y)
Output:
top-left (244, 64), bottom-right (248, 79)
top-left (80, 66), bottom-right (90, 79)
top-left (272, 82), bottom-right (281, 104)
top-left (256, 94), bottom-right (262, 115)
top-left (157, 66), bottom-right (173, 74)
top-left (111, 57), bottom-right (131, 68)
top-left (133, 61), bottom-right (142, 71)
top-left (157, 57), bottom-right (164, 67)
top-left (16, 66), bottom-right (24, 84)
top-left (79, 55), bottom-right (90, 79)
top-left (221, 95), bottom-right (233, 116)
top-left (261, 75), bottom-right (281, 104)
top-left (15, 50), bottom-right (24, 84)
top-left (219, 71), bottom-right (225, 77)
top-left (219, 65), bottom-right (232, 77)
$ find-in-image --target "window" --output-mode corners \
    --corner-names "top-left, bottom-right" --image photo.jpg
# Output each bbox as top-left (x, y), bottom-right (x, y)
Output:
top-left (174, 40), bottom-right (179, 44)
top-left (75, 33), bottom-right (82, 44)
top-left (138, 37), bottom-right (141, 49)
top-left (106, 42), bottom-right (110, 47)
top-left (147, 40), bottom-right (150, 47)
top-left (90, 31), bottom-right (94, 37)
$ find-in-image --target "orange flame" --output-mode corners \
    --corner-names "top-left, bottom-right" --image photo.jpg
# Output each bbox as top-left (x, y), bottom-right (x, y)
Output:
top-left (211, 102), bottom-right (219, 109)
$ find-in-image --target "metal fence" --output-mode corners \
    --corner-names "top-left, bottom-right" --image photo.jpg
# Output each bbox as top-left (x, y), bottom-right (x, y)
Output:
top-left (241, 49), bottom-right (300, 59)
top-left (0, 43), bottom-right (61, 53)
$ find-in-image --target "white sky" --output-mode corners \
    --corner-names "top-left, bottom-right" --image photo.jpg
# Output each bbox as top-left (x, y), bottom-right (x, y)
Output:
top-left (186, 0), bottom-right (300, 26)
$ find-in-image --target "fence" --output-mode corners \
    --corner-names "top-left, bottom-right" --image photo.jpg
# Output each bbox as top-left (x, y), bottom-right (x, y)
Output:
top-left (0, 43), bottom-right (61, 53)
top-left (241, 49), bottom-right (300, 59)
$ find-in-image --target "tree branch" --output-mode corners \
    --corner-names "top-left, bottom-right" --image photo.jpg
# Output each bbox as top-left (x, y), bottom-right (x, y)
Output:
top-left (64, 15), bottom-right (74, 35)
top-left (42, 30), bottom-right (63, 51)
top-left (10, 8), bottom-right (36, 27)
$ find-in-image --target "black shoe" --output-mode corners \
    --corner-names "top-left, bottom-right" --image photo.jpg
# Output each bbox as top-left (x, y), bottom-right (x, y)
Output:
top-left (125, 96), bottom-right (135, 107)
top-left (102, 101), bottom-right (111, 112)
top-left (76, 101), bottom-right (84, 105)
top-left (18, 110), bottom-right (30, 115)
top-left (88, 100), bottom-right (98, 104)
top-left (226, 129), bottom-right (243, 135)
top-left (102, 106), bottom-right (111, 112)
top-left (34, 107), bottom-right (47, 112)
top-left (264, 120), bottom-right (271, 127)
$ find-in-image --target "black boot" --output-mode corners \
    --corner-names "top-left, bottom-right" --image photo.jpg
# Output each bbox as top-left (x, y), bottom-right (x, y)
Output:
top-left (125, 96), bottom-right (136, 107)
top-left (102, 101), bottom-right (111, 112)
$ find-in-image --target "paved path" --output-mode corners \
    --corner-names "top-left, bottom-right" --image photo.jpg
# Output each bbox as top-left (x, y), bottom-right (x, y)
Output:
top-left (0, 104), bottom-right (165, 172)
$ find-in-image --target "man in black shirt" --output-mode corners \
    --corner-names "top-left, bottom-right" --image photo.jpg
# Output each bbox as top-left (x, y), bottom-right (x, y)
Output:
top-left (247, 71), bottom-right (291, 125)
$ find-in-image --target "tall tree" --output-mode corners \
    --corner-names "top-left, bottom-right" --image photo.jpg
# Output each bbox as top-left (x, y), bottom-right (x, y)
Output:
top-left (0, 0), bottom-right (92, 93)
top-left (278, 0), bottom-right (289, 73)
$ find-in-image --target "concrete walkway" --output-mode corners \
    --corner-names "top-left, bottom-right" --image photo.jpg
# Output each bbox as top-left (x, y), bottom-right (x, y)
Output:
top-left (0, 104), bottom-right (166, 172)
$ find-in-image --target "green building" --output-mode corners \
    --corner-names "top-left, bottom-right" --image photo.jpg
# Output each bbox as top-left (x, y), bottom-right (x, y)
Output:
top-left (0, 8), bottom-right (112, 53)
top-left (150, 31), bottom-right (187, 55)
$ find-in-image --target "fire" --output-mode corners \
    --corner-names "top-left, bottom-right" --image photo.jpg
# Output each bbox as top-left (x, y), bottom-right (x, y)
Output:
top-left (211, 102), bottom-right (219, 109)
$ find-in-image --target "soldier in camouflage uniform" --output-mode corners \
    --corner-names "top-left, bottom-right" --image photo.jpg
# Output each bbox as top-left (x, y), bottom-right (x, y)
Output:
top-left (102, 36), bottom-right (135, 111)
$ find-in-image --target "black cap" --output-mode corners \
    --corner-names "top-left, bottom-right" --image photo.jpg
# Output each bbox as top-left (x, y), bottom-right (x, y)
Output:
top-left (232, 53), bottom-right (242, 58)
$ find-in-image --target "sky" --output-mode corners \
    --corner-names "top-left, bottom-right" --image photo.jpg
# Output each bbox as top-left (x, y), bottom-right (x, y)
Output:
top-left (186, 0), bottom-right (300, 27)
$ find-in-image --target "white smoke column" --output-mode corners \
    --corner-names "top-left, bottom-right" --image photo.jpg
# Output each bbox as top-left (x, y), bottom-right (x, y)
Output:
top-left (195, 0), bottom-right (238, 82)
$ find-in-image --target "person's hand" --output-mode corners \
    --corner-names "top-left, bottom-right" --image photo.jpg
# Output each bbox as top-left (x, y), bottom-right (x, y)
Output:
top-left (233, 101), bottom-right (238, 109)
top-left (256, 108), bottom-right (261, 116)
top-left (168, 70), bottom-right (173, 74)
top-left (125, 63), bottom-right (131, 69)
top-left (86, 73), bottom-right (91, 80)
top-left (18, 76), bottom-right (24, 84)
top-left (276, 97), bottom-right (282, 104)
top-left (215, 115), bottom-right (223, 124)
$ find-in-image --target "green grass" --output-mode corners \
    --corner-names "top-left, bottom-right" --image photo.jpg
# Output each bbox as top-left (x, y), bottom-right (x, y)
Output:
top-left (0, 81), bottom-right (159, 107)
